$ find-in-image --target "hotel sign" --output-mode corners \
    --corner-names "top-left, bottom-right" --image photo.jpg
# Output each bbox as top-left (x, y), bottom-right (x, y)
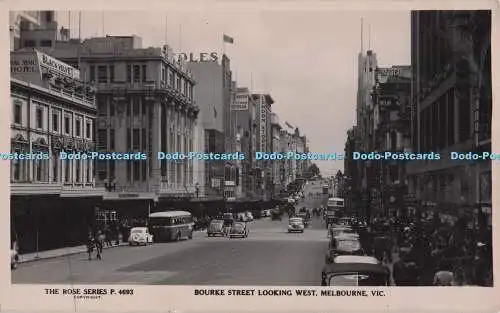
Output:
top-left (36, 51), bottom-right (80, 79)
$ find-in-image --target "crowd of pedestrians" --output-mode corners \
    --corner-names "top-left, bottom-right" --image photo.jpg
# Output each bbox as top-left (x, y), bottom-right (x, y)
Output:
top-left (357, 214), bottom-right (492, 286)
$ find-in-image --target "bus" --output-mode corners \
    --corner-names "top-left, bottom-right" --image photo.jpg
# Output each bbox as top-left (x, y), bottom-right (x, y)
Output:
top-left (326, 197), bottom-right (344, 217)
top-left (149, 211), bottom-right (194, 242)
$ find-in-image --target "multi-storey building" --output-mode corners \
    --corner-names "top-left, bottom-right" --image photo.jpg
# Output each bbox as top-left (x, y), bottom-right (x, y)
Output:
top-left (10, 11), bottom-right (65, 51)
top-left (42, 35), bottom-right (200, 213)
top-left (343, 126), bottom-right (361, 214)
top-left (270, 113), bottom-right (281, 197)
top-left (10, 49), bottom-right (101, 253)
top-left (231, 87), bottom-right (258, 199)
top-left (188, 56), bottom-right (235, 200)
top-left (355, 49), bottom-right (378, 216)
top-left (408, 11), bottom-right (492, 226)
top-left (371, 66), bottom-right (412, 218)
top-left (252, 94), bottom-right (274, 200)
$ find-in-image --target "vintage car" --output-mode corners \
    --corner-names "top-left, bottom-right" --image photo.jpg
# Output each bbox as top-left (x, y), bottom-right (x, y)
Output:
top-left (296, 212), bottom-right (310, 226)
top-left (11, 248), bottom-right (19, 270)
top-left (229, 222), bottom-right (249, 238)
top-left (128, 227), bottom-right (154, 245)
top-left (288, 217), bottom-right (305, 233)
top-left (207, 219), bottom-right (225, 237)
top-left (327, 234), bottom-right (363, 257)
top-left (321, 262), bottom-right (391, 286)
top-left (329, 225), bottom-right (356, 238)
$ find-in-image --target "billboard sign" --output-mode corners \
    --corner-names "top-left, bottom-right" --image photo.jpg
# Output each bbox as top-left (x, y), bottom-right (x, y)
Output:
top-left (376, 66), bottom-right (411, 83)
top-left (36, 50), bottom-right (80, 79)
top-left (231, 88), bottom-right (249, 111)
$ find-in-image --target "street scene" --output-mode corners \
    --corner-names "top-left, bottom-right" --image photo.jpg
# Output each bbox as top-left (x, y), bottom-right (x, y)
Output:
top-left (9, 10), bottom-right (492, 287)
top-left (13, 183), bottom-right (330, 285)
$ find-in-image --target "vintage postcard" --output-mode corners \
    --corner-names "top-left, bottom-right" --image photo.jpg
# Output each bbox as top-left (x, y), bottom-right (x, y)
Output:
top-left (0, 0), bottom-right (498, 312)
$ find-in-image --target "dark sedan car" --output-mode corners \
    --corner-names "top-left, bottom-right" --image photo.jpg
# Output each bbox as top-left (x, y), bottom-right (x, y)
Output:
top-left (229, 222), bottom-right (249, 238)
top-left (207, 219), bottom-right (225, 237)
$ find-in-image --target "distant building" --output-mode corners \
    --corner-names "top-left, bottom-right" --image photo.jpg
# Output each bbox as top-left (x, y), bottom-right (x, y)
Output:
top-left (10, 49), bottom-right (101, 253)
top-left (270, 113), bottom-right (281, 196)
top-left (251, 93), bottom-right (274, 201)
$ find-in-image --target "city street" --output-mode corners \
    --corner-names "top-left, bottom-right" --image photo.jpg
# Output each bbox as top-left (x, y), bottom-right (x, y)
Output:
top-left (12, 193), bottom-right (330, 285)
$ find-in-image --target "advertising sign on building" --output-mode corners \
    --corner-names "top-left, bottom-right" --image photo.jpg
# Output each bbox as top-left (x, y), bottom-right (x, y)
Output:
top-left (376, 66), bottom-right (411, 83)
top-left (36, 50), bottom-right (80, 79)
top-left (231, 88), bottom-right (249, 111)
top-left (178, 52), bottom-right (219, 63)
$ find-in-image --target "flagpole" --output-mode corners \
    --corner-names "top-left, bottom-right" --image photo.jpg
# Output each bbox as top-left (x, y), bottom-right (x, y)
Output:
top-left (222, 34), bottom-right (226, 57)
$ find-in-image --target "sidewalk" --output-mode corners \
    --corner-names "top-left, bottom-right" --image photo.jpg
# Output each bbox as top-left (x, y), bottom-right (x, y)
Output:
top-left (19, 242), bottom-right (128, 264)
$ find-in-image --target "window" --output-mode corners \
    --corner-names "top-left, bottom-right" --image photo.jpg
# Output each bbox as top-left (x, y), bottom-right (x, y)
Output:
top-left (133, 161), bottom-right (140, 181)
top-left (86, 159), bottom-right (92, 182)
top-left (133, 129), bottom-right (140, 150)
top-left (14, 103), bottom-right (22, 124)
top-left (109, 102), bottom-right (115, 116)
top-left (142, 161), bottom-right (146, 181)
top-left (36, 107), bottom-right (43, 129)
top-left (86, 121), bottom-right (92, 138)
top-left (75, 119), bottom-right (81, 137)
top-left (110, 129), bottom-right (115, 150)
top-left (142, 128), bottom-right (147, 150)
top-left (97, 130), bottom-right (107, 151)
top-left (40, 40), bottom-right (52, 47)
top-left (133, 65), bottom-right (140, 83)
top-left (64, 116), bottom-right (71, 134)
top-left (12, 149), bottom-right (21, 181)
top-left (97, 98), bottom-right (107, 117)
top-left (24, 40), bottom-right (35, 47)
top-left (176, 77), bottom-right (181, 91)
top-left (52, 112), bottom-right (59, 132)
top-left (127, 128), bottom-right (131, 150)
top-left (126, 101), bottom-right (131, 117)
top-left (169, 71), bottom-right (174, 87)
top-left (133, 98), bottom-right (139, 116)
top-left (89, 66), bottom-right (95, 82)
top-left (142, 101), bottom-right (147, 115)
top-left (109, 160), bottom-right (115, 180)
top-left (97, 66), bottom-right (107, 83)
top-left (75, 160), bottom-right (81, 182)
top-left (52, 153), bottom-right (58, 182)
top-left (109, 65), bottom-right (115, 82)
top-left (64, 160), bottom-right (70, 182)
top-left (126, 161), bottom-right (131, 181)
top-left (126, 65), bottom-right (132, 83)
top-left (161, 66), bottom-right (166, 81)
top-left (142, 65), bottom-right (147, 82)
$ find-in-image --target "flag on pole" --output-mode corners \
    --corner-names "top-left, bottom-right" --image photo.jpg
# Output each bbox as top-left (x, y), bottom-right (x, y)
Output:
top-left (223, 34), bottom-right (234, 44)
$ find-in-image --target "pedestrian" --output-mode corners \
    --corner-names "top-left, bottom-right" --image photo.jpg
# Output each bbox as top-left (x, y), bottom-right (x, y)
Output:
top-left (95, 230), bottom-right (104, 260)
top-left (86, 232), bottom-right (95, 261)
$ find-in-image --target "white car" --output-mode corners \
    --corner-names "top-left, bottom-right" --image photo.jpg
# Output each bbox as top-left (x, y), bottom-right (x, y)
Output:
top-left (237, 213), bottom-right (248, 222)
top-left (288, 217), bottom-right (305, 233)
top-left (128, 227), bottom-right (153, 246)
top-left (262, 209), bottom-right (271, 217)
top-left (10, 249), bottom-right (19, 270)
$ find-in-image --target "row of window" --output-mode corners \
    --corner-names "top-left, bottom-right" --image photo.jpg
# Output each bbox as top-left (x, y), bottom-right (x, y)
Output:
top-left (11, 155), bottom-right (93, 184)
top-left (13, 101), bottom-right (93, 139)
top-left (88, 63), bottom-right (193, 99)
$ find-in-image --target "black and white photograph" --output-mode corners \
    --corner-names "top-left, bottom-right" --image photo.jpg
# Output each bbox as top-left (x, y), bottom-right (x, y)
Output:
top-left (9, 8), bottom-right (493, 288)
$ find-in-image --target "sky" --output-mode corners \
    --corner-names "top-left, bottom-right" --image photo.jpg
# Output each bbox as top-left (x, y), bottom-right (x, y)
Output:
top-left (57, 10), bottom-right (411, 177)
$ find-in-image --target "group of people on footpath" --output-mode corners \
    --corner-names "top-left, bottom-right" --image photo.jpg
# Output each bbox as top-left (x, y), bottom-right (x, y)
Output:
top-left (356, 215), bottom-right (492, 286)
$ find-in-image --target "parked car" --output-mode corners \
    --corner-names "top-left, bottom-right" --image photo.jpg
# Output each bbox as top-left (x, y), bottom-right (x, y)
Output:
top-left (321, 262), bottom-right (390, 286)
top-left (128, 227), bottom-right (154, 245)
top-left (10, 248), bottom-right (19, 270)
top-left (229, 222), bottom-right (249, 238)
top-left (207, 219), bottom-right (225, 237)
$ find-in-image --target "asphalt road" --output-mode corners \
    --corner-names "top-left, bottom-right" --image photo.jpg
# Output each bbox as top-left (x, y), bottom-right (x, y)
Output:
top-left (12, 198), bottom-right (329, 285)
